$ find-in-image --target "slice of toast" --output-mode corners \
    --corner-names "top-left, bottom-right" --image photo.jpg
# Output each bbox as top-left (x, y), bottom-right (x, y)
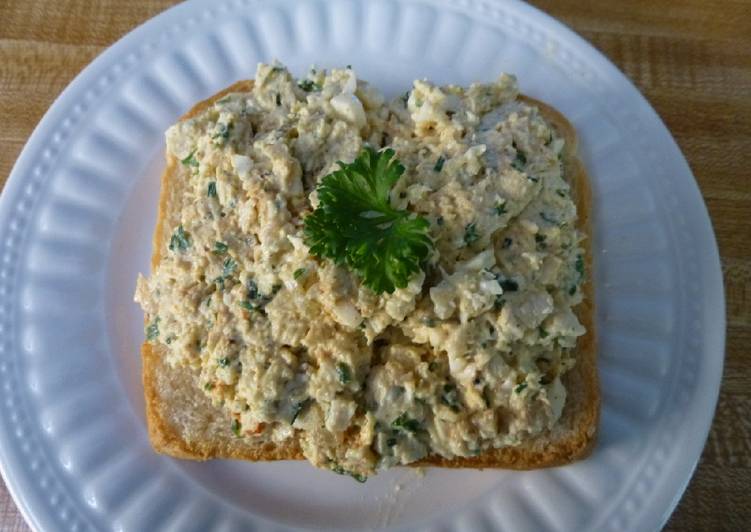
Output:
top-left (142, 81), bottom-right (598, 469)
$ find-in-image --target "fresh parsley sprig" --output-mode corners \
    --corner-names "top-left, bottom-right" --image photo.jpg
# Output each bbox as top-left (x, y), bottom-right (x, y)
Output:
top-left (303, 147), bottom-right (433, 294)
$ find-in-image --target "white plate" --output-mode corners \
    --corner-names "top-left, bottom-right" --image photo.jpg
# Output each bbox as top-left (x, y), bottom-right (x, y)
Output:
top-left (0, 0), bottom-right (724, 530)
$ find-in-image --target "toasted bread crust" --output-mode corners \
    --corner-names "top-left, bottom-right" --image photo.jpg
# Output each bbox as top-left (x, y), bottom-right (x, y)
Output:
top-left (142, 83), bottom-right (598, 469)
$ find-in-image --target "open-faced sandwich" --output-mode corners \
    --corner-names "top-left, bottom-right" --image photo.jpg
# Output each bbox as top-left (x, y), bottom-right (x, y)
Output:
top-left (134, 63), bottom-right (598, 481)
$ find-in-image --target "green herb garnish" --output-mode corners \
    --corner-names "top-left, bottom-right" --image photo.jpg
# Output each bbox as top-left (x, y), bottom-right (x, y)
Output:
top-left (145, 317), bottom-right (160, 341)
top-left (336, 362), bottom-right (352, 385)
top-left (207, 181), bottom-right (218, 198)
top-left (303, 147), bottom-right (433, 294)
top-left (231, 419), bottom-right (242, 437)
top-left (433, 155), bottom-right (445, 172)
top-left (222, 257), bottom-right (237, 278)
top-left (293, 267), bottom-right (307, 280)
top-left (297, 79), bottom-right (322, 92)
top-left (332, 464), bottom-right (367, 483)
top-left (247, 279), bottom-right (259, 300)
top-left (212, 122), bottom-right (232, 143)
top-left (213, 241), bottom-right (228, 255)
top-left (494, 202), bottom-right (507, 215)
top-left (463, 222), bottom-right (479, 246)
top-left (169, 225), bottom-right (190, 252)
top-left (291, 398), bottom-right (310, 424)
top-left (575, 254), bottom-right (585, 279)
top-left (218, 357), bottom-right (230, 368)
top-left (181, 150), bottom-right (199, 168)
top-left (392, 412), bottom-right (420, 433)
top-left (514, 382), bottom-right (528, 394)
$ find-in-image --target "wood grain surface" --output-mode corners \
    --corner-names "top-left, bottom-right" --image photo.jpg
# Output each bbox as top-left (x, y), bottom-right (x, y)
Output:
top-left (0, 0), bottom-right (748, 530)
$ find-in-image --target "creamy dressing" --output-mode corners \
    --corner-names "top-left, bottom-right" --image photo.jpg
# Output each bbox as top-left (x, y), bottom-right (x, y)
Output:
top-left (135, 63), bottom-right (586, 478)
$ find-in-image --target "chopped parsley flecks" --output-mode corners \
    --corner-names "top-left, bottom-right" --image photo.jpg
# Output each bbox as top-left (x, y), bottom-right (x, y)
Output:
top-left (575, 254), bottom-right (585, 280)
top-left (336, 363), bottom-right (352, 385)
top-left (247, 279), bottom-right (259, 300)
top-left (181, 150), bottom-right (199, 168)
top-left (222, 257), bottom-right (237, 278)
top-left (207, 181), bottom-right (218, 198)
top-left (145, 317), bottom-right (160, 341)
top-left (433, 155), bottom-right (445, 172)
top-left (392, 413), bottom-right (420, 433)
top-left (239, 300), bottom-right (257, 311)
top-left (463, 222), bottom-right (480, 246)
top-left (297, 79), bottom-right (322, 92)
top-left (213, 241), bottom-right (228, 255)
top-left (514, 382), bottom-right (528, 394)
top-left (212, 122), bottom-right (232, 143)
top-left (293, 267), bottom-right (307, 280)
top-left (332, 464), bottom-right (367, 483)
top-left (169, 225), bottom-right (190, 252)
top-left (291, 399), bottom-right (310, 424)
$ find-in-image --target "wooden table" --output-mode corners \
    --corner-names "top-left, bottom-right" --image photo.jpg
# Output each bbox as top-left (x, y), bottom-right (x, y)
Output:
top-left (1, 1), bottom-right (748, 529)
